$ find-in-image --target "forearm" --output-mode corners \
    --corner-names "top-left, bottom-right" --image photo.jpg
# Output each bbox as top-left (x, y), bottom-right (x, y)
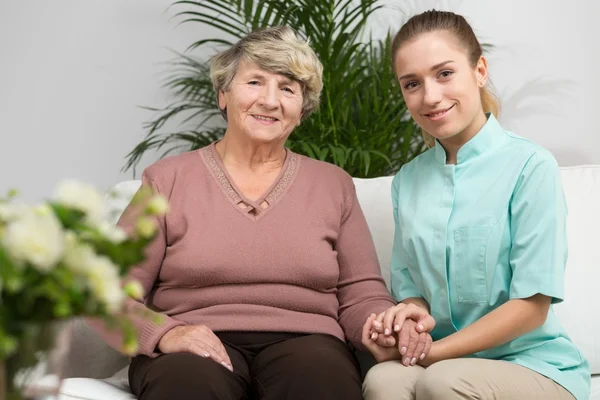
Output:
top-left (86, 298), bottom-right (184, 357)
top-left (426, 294), bottom-right (550, 363)
top-left (401, 297), bottom-right (430, 313)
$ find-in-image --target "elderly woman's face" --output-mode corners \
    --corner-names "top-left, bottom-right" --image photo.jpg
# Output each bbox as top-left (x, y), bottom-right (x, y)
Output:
top-left (219, 59), bottom-right (304, 145)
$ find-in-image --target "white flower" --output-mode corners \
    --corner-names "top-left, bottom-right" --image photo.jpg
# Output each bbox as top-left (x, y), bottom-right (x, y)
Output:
top-left (0, 202), bottom-right (31, 222)
top-left (123, 280), bottom-right (144, 300)
top-left (53, 180), bottom-right (105, 223)
top-left (96, 221), bottom-right (127, 243)
top-left (63, 238), bottom-right (96, 274)
top-left (33, 203), bottom-right (53, 217)
top-left (136, 217), bottom-right (156, 238)
top-left (3, 211), bottom-right (65, 271)
top-left (122, 338), bottom-right (138, 355)
top-left (86, 255), bottom-right (125, 313)
top-left (146, 196), bottom-right (169, 216)
top-left (63, 240), bottom-right (125, 312)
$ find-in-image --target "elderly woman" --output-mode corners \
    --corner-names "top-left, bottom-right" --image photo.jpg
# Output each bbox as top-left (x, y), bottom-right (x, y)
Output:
top-left (97, 26), bottom-right (396, 400)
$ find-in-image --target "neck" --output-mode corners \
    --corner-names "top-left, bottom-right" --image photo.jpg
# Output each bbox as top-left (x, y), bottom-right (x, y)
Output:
top-left (439, 111), bottom-right (487, 164)
top-left (216, 132), bottom-right (287, 173)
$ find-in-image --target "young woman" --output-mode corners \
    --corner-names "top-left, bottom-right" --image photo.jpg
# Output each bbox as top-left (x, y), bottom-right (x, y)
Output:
top-left (361, 10), bottom-right (590, 400)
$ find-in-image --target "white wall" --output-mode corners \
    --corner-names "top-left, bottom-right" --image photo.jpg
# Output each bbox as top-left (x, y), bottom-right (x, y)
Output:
top-left (0, 0), bottom-right (206, 202)
top-left (372, 0), bottom-right (599, 165)
top-left (1, 0), bottom-right (598, 202)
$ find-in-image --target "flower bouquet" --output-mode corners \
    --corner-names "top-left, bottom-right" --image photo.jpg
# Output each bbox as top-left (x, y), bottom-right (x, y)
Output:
top-left (0, 180), bottom-right (167, 399)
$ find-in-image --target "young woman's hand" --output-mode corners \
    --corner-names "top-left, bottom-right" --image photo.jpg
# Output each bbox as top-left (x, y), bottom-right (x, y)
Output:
top-left (378, 303), bottom-right (436, 336)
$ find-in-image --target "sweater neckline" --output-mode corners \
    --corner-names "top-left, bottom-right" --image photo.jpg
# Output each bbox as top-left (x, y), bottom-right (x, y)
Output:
top-left (199, 142), bottom-right (300, 221)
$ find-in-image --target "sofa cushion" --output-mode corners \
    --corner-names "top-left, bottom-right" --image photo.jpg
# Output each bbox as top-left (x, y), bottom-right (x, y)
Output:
top-left (553, 166), bottom-right (600, 374)
top-left (63, 319), bottom-right (129, 380)
top-left (59, 377), bottom-right (135, 400)
top-left (356, 168), bottom-right (600, 375)
top-left (64, 167), bottom-right (598, 387)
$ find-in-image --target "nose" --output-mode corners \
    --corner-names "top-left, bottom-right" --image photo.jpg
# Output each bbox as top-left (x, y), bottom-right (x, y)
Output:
top-left (422, 80), bottom-right (443, 107)
top-left (258, 82), bottom-right (279, 109)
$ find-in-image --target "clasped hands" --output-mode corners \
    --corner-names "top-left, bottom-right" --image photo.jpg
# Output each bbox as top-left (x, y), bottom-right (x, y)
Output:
top-left (361, 303), bottom-right (436, 367)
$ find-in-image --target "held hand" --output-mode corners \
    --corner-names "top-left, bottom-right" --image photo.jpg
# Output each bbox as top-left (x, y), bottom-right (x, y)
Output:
top-left (369, 303), bottom-right (435, 365)
top-left (361, 314), bottom-right (402, 363)
top-left (396, 319), bottom-right (432, 366)
top-left (369, 314), bottom-right (396, 347)
top-left (158, 325), bottom-right (233, 372)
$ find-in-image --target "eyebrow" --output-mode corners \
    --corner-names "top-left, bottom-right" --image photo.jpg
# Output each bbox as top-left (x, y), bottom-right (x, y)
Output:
top-left (398, 60), bottom-right (455, 81)
top-left (246, 72), bottom-right (296, 86)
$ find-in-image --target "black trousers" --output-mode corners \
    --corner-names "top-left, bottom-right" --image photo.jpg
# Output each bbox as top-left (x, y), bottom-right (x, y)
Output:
top-left (129, 332), bottom-right (363, 400)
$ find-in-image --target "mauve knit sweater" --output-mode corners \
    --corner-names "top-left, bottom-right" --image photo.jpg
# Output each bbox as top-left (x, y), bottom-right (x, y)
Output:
top-left (96, 143), bottom-right (395, 356)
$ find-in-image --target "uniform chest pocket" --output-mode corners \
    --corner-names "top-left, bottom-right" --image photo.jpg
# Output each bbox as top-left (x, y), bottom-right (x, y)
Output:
top-left (453, 227), bottom-right (492, 304)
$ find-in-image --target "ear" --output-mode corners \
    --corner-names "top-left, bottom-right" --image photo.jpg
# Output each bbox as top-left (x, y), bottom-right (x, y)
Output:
top-left (475, 56), bottom-right (488, 87)
top-left (218, 90), bottom-right (227, 112)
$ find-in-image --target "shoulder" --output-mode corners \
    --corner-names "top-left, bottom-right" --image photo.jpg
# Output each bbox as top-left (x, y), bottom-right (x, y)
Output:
top-left (142, 149), bottom-right (205, 194)
top-left (503, 132), bottom-right (559, 172)
top-left (297, 154), bottom-right (355, 193)
top-left (393, 147), bottom-right (436, 187)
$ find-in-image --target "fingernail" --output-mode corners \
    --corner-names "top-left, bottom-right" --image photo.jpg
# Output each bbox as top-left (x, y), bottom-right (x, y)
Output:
top-left (404, 357), bottom-right (411, 366)
top-left (384, 328), bottom-right (390, 335)
top-left (411, 357), bottom-right (417, 365)
top-left (417, 324), bottom-right (424, 331)
top-left (400, 347), bottom-right (407, 355)
top-left (420, 353), bottom-right (426, 360)
top-left (394, 325), bottom-right (400, 332)
top-left (373, 321), bottom-right (382, 328)
top-left (221, 361), bottom-right (231, 370)
top-left (371, 332), bottom-right (377, 340)
top-left (228, 364), bottom-right (234, 372)
top-left (202, 353), bottom-right (210, 358)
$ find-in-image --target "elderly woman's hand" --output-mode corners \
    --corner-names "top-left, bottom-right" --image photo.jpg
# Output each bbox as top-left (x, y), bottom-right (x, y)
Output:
top-left (395, 319), bottom-right (432, 366)
top-left (362, 314), bottom-right (402, 363)
top-left (158, 325), bottom-right (233, 372)
top-left (370, 303), bottom-right (435, 366)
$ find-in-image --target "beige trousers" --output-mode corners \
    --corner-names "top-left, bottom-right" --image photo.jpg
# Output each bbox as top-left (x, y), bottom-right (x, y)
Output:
top-left (362, 358), bottom-right (574, 400)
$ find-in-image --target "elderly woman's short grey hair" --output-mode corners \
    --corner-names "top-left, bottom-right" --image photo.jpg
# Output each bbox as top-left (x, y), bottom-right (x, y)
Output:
top-left (210, 26), bottom-right (323, 120)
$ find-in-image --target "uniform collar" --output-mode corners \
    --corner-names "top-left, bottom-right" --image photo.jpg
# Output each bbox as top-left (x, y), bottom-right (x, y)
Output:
top-left (433, 113), bottom-right (505, 164)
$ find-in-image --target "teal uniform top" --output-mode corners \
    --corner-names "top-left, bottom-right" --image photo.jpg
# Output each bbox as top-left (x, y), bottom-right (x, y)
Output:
top-left (391, 115), bottom-right (590, 399)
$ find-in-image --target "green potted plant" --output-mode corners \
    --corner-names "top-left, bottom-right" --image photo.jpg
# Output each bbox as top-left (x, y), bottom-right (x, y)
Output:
top-left (124, 0), bottom-right (426, 178)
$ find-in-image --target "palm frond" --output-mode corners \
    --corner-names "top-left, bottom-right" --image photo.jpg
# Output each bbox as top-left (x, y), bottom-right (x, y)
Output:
top-left (125, 0), bottom-right (428, 177)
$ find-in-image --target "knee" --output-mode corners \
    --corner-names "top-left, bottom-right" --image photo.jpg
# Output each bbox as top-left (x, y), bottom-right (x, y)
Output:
top-left (362, 362), bottom-right (403, 399)
top-left (363, 361), bottom-right (424, 400)
top-left (415, 361), bottom-right (468, 398)
top-left (289, 344), bottom-right (357, 380)
top-left (135, 353), bottom-right (235, 399)
top-left (281, 338), bottom-right (360, 390)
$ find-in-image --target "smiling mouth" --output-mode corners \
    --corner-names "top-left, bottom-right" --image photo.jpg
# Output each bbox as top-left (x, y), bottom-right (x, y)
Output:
top-left (252, 114), bottom-right (279, 122)
top-left (423, 104), bottom-right (455, 119)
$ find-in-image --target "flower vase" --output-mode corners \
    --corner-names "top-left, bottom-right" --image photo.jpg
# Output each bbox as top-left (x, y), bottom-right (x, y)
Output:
top-left (0, 321), bottom-right (72, 400)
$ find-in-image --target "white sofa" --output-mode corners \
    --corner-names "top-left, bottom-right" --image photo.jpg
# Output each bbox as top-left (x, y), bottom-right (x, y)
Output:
top-left (57, 165), bottom-right (600, 400)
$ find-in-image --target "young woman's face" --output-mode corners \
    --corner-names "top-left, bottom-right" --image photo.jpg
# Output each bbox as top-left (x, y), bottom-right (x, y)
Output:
top-left (394, 31), bottom-right (488, 143)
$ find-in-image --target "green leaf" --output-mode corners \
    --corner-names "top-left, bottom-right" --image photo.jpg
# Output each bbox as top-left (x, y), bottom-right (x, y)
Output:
top-left (125, 0), bottom-right (497, 177)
